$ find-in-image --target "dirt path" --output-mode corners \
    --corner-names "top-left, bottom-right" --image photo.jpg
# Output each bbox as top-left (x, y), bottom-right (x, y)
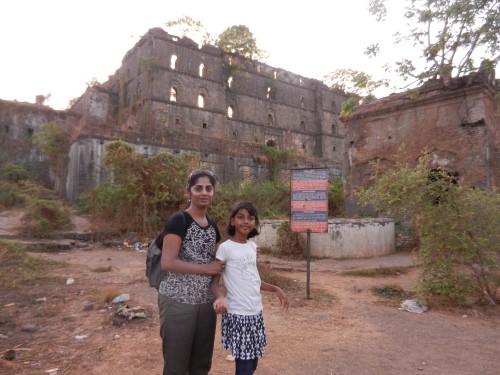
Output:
top-left (1, 244), bottom-right (498, 375)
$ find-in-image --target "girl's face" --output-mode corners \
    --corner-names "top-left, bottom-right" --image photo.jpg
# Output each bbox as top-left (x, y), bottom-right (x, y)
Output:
top-left (231, 208), bottom-right (256, 237)
top-left (188, 176), bottom-right (214, 208)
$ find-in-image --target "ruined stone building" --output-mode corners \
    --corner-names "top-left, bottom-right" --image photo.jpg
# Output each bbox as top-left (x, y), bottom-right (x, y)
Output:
top-left (0, 27), bottom-right (498, 211)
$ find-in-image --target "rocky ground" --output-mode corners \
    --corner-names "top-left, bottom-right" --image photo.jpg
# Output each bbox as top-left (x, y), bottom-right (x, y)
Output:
top-left (0, 209), bottom-right (499, 375)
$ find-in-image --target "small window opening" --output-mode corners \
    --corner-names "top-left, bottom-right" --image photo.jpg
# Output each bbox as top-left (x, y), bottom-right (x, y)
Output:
top-left (199, 63), bottom-right (205, 77)
top-left (300, 96), bottom-right (305, 108)
top-left (302, 144), bottom-right (306, 149)
top-left (203, 122), bottom-right (207, 129)
top-left (257, 65), bottom-right (262, 73)
top-left (170, 55), bottom-right (178, 70)
top-left (198, 93), bottom-right (205, 108)
top-left (333, 146), bottom-right (336, 152)
top-left (5, 125), bottom-right (9, 133)
top-left (27, 128), bottom-right (34, 136)
top-left (273, 71), bottom-right (277, 79)
top-left (267, 114), bottom-right (274, 126)
top-left (228, 76), bottom-right (233, 88)
top-left (266, 87), bottom-right (271, 99)
top-left (332, 101), bottom-right (336, 110)
top-left (299, 78), bottom-right (303, 86)
top-left (388, 136), bottom-right (392, 140)
top-left (170, 87), bottom-right (178, 102)
top-left (233, 131), bottom-right (237, 138)
top-left (227, 105), bottom-right (234, 118)
top-left (300, 121), bottom-right (306, 129)
top-left (175, 117), bottom-right (181, 125)
top-left (266, 139), bottom-right (277, 147)
top-left (332, 124), bottom-right (336, 134)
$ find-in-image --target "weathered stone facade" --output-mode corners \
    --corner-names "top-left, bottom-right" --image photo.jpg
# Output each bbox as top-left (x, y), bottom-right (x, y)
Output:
top-left (344, 74), bottom-right (499, 215)
top-left (66, 28), bottom-right (347, 201)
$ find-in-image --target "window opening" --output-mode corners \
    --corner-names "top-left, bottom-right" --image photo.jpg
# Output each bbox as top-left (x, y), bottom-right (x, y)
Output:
top-left (267, 114), bottom-right (274, 126)
top-left (5, 125), bottom-right (9, 133)
top-left (273, 71), bottom-right (277, 79)
top-left (170, 55), bottom-right (178, 70)
top-left (228, 76), bottom-right (233, 88)
top-left (175, 117), bottom-right (181, 125)
top-left (300, 96), bottom-right (305, 108)
top-left (170, 87), bottom-right (178, 102)
top-left (199, 63), bottom-right (205, 77)
top-left (266, 87), bottom-right (271, 99)
top-left (227, 105), bottom-right (234, 118)
top-left (27, 128), bottom-right (34, 136)
top-left (198, 93), bottom-right (205, 108)
top-left (300, 121), bottom-right (306, 129)
top-left (203, 122), bottom-right (207, 129)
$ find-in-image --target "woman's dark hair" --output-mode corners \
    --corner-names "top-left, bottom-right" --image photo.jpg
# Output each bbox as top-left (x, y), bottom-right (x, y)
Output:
top-left (227, 201), bottom-right (260, 238)
top-left (187, 169), bottom-right (217, 190)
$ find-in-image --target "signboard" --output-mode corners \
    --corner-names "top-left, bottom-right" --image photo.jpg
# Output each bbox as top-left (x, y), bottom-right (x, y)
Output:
top-left (290, 168), bottom-right (329, 233)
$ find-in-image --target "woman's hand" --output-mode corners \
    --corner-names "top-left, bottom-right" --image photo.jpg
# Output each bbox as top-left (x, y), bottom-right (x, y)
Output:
top-left (205, 259), bottom-right (226, 275)
top-left (213, 296), bottom-right (227, 314)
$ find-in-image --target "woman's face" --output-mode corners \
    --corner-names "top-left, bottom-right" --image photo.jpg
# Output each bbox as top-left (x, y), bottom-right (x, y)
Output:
top-left (188, 176), bottom-right (214, 208)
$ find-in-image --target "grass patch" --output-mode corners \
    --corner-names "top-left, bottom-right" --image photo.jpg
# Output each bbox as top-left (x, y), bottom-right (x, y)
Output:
top-left (341, 266), bottom-right (411, 277)
top-left (258, 262), bottom-right (300, 292)
top-left (92, 266), bottom-right (113, 273)
top-left (90, 285), bottom-right (122, 306)
top-left (0, 239), bottom-right (62, 287)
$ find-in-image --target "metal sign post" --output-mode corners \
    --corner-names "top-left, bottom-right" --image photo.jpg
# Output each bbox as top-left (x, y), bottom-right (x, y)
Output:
top-left (290, 168), bottom-right (329, 300)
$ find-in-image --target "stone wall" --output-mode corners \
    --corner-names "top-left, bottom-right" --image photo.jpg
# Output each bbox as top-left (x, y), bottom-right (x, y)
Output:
top-left (343, 75), bottom-right (499, 215)
top-left (255, 218), bottom-right (395, 258)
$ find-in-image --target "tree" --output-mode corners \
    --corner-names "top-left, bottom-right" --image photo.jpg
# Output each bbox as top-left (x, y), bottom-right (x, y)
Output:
top-left (164, 16), bottom-right (216, 46)
top-left (33, 121), bottom-right (71, 195)
top-left (357, 152), bottom-right (499, 306)
top-left (216, 25), bottom-right (266, 60)
top-left (367, 0), bottom-right (500, 86)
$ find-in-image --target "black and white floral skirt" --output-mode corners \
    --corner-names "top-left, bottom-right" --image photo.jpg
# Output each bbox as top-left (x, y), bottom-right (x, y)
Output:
top-left (221, 311), bottom-right (267, 360)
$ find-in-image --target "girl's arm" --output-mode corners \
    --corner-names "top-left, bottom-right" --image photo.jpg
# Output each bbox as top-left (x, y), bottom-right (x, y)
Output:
top-left (210, 274), bottom-right (227, 314)
top-left (161, 233), bottom-right (225, 275)
top-left (261, 281), bottom-right (289, 310)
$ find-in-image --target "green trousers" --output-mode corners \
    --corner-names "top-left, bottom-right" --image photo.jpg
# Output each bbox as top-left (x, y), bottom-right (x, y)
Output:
top-left (158, 294), bottom-right (216, 375)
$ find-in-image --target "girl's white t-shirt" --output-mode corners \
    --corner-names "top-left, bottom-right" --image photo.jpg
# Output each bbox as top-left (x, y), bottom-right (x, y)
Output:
top-left (216, 239), bottom-right (263, 315)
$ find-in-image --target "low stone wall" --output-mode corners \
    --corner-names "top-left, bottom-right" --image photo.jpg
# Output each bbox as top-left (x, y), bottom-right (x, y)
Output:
top-left (255, 218), bottom-right (395, 259)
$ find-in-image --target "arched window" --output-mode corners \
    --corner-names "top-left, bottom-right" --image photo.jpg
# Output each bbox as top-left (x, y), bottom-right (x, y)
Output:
top-left (331, 123), bottom-right (336, 134)
top-left (300, 96), bottom-right (305, 108)
top-left (227, 76), bottom-right (233, 88)
top-left (267, 114), bottom-right (274, 126)
top-left (170, 55), bottom-right (178, 70)
top-left (198, 93), bottom-right (205, 108)
top-left (199, 63), bottom-right (205, 77)
top-left (170, 87), bottom-right (178, 102)
top-left (227, 105), bottom-right (234, 118)
top-left (266, 87), bottom-right (271, 99)
top-left (300, 120), bottom-right (306, 129)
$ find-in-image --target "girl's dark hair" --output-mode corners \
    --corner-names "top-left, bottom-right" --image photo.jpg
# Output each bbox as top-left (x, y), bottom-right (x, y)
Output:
top-left (227, 201), bottom-right (260, 238)
top-left (187, 169), bottom-right (217, 190)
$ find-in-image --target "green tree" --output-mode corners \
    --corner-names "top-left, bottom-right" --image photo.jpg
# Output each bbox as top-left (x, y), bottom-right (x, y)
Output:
top-left (367, 0), bottom-right (500, 86)
top-left (357, 153), bottom-right (499, 305)
top-left (33, 121), bottom-right (72, 195)
top-left (165, 16), bottom-right (216, 46)
top-left (216, 25), bottom-right (267, 60)
top-left (323, 68), bottom-right (388, 99)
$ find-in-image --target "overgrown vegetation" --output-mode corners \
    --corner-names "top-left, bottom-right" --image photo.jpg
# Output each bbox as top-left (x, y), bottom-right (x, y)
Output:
top-left (357, 152), bottom-right (499, 306)
top-left (258, 143), bottom-right (293, 184)
top-left (0, 240), bottom-right (62, 287)
top-left (328, 176), bottom-right (345, 217)
top-left (274, 221), bottom-right (306, 259)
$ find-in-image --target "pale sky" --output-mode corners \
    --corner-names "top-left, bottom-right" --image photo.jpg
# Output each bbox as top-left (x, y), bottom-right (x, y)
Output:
top-left (1, 0), bottom-right (411, 110)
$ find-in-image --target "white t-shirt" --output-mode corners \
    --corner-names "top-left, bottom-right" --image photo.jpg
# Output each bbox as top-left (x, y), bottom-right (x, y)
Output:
top-left (216, 239), bottom-right (263, 315)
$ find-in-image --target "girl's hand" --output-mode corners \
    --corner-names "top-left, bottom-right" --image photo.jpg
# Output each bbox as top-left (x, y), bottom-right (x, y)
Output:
top-left (276, 287), bottom-right (289, 311)
top-left (206, 260), bottom-right (225, 275)
top-left (213, 297), bottom-right (227, 314)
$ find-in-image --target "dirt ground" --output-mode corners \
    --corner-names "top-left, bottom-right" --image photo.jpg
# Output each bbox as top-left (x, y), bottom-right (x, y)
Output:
top-left (0, 210), bottom-right (499, 375)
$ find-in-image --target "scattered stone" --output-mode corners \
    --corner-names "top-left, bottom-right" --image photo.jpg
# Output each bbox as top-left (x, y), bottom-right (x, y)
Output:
top-left (66, 278), bottom-right (75, 285)
top-left (83, 302), bottom-right (95, 311)
top-left (0, 334), bottom-right (8, 339)
top-left (45, 368), bottom-right (59, 375)
top-left (4, 349), bottom-right (16, 360)
top-left (35, 297), bottom-right (47, 303)
top-left (75, 335), bottom-right (88, 341)
top-left (21, 324), bottom-right (36, 332)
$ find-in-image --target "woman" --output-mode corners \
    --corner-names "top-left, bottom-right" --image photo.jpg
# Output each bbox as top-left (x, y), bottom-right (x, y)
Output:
top-left (158, 170), bottom-right (225, 375)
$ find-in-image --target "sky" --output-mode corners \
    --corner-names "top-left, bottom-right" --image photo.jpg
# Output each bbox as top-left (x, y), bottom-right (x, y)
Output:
top-left (1, 0), bottom-right (412, 110)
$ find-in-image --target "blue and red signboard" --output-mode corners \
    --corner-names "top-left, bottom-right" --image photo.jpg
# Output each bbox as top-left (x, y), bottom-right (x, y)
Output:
top-left (290, 168), bottom-right (329, 233)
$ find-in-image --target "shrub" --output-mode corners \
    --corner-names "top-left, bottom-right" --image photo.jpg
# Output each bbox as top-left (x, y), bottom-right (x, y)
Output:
top-left (0, 163), bottom-right (29, 182)
top-left (20, 199), bottom-right (74, 238)
top-left (275, 221), bottom-right (306, 259)
top-left (0, 181), bottom-right (24, 208)
top-left (328, 176), bottom-right (345, 217)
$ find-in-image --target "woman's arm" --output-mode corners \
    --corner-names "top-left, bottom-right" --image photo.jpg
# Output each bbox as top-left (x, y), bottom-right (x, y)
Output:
top-left (161, 233), bottom-right (225, 275)
top-left (261, 281), bottom-right (289, 310)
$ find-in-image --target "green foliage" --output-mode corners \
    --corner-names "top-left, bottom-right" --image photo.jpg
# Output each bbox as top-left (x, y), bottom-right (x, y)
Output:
top-left (21, 198), bottom-right (74, 238)
top-left (216, 25), bottom-right (266, 60)
top-left (210, 180), bottom-right (290, 231)
top-left (0, 180), bottom-right (24, 208)
top-left (328, 176), bottom-right (345, 217)
top-left (368, 0), bottom-right (500, 84)
top-left (323, 68), bottom-right (388, 98)
top-left (258, 144), bottom-right (293, 184)
top-left (84, 141), bottom-right (198, 234)
top-left (340, 97), bottom-right (359, 118)
top-left (0, 163), bottom-right (29, 182)
top-left (357, 152), bottom-right (500, 305)
top-left (275, 221), bottom-right (306, 259)
top-left (0, 240), bottom-right (61, 287)
top-left (341, 266), bottom-right (410, 277)
top-left (165, 16), bottom-right (216, 46)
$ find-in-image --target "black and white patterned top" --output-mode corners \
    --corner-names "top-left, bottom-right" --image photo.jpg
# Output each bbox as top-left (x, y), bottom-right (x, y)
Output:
top-left (158, 211), bottom-right (220, 304)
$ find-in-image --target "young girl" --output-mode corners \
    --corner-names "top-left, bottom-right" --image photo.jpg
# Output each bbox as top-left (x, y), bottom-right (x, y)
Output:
top-left (211, 201), bottom-right (289, 375)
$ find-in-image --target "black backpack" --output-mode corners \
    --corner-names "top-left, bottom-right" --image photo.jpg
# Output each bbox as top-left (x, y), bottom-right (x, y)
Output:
top-left (146, 212), bottom-right (188, 289)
